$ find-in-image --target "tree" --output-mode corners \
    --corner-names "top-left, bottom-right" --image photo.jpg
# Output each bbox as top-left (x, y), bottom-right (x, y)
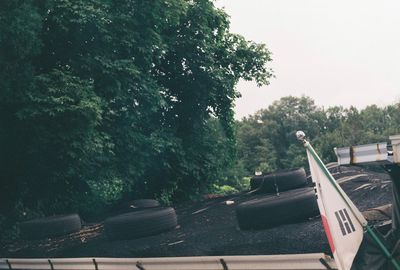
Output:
top-left (150, 0), bottom-right (273, 199)
top-left (235, 96), bottom-right (400, 176)
top-left (0, 0), bottom-right (273, 239)
top-left (237, 96), bottom-right (326, 172)
top-left (0, 0), bottom-right (43, 216)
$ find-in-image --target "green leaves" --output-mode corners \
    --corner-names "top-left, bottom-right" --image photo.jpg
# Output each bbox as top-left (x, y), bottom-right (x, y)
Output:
top-left (19, 70), bottom-right (101, 120)
top-left (235, 96), bottom-right (400, 175)
top-left (0, 0), bottom-right (273, 239)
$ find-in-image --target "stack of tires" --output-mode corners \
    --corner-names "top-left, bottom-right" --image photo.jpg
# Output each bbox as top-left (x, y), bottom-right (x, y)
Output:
top-left (18, 199), bottom-right (178, 241)
top-left (236, 168), bottom-right (319, 230)
top-left (104, 199), bottom-right (178, 240)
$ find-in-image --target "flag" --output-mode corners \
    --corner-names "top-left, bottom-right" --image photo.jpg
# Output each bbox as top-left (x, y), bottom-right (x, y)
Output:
top-left (306, 144), bottom-right (367, 270)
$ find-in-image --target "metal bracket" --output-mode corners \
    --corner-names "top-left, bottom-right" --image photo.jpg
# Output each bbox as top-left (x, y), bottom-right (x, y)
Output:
top-left (136, 261), bottom-right (145, 270)
top-left (92, 259), bottom-right (98, 270)
top-left (319, 258), bottom-right (333, 270)
top-left (5, 260), bottom-right (11, 270)
top-left (219, 258), bottom-right (228, 270)
top-left (48, 260), bottom-right (54, 270)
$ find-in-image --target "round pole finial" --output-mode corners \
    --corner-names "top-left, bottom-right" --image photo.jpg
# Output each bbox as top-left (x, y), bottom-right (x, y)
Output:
top-left (296, 130), bottom-right (306, 141)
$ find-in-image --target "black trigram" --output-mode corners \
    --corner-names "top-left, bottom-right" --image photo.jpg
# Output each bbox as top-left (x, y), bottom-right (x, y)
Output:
top-left (335, 208), bottom-right (356, 236)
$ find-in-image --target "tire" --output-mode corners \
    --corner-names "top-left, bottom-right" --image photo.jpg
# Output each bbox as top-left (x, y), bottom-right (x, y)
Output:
top-left (112, 199), bottom-right (161, 215)
top-left (118, 199), bottom-right (160, 210)
top-left (19, 214), bottom-right (82, 240)
top-left (236, 187), bottom-right (319, 230)
top-left (250, 167), bottom-right (308, 193)
top-left (250, 176), bottom-right (264, 190)
top-left (105, 207), bottom-right (178, 240)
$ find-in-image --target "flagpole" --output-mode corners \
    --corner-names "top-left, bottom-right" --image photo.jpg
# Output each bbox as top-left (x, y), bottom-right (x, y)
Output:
top-left (296, 131), bottom-right (400, 270)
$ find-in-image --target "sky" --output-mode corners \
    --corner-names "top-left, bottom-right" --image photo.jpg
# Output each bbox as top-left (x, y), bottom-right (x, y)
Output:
top-left (215, 0), bottom-right (400, 119)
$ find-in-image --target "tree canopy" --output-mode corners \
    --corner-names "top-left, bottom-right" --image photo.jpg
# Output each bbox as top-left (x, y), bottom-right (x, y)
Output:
top-left (235, 96), bottom-right (400, 177)
top-left (0, 0), bottom-right (272, 240)
top-left (2, 0), bottom-right (398, 244)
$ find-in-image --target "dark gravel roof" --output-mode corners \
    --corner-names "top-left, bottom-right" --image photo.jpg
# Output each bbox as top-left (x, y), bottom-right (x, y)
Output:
top-left (2, 165), bottom-right (393, 258)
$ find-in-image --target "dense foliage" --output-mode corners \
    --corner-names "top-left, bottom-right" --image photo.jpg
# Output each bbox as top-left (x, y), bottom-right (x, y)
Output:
top-left (234, 96), bottom-right (400, 178)
top-left (0, 0), bottom-right (272, 240)
top-left (1, 0), bottom-right (399, 244)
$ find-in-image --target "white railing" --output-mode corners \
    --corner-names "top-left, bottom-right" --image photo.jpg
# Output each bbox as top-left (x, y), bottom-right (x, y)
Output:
top-left (334, 142), bottom-right (388, 165)
top-left (0, 253), bottom-right (337, 270)
top-left (334, 134), bottom-right (400, 166)
top-left (390, 134), bottom-right (400, 164)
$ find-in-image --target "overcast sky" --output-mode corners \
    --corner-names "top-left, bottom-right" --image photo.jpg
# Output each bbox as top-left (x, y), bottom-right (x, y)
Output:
top-left (215, 0), bottom-right (400, 119)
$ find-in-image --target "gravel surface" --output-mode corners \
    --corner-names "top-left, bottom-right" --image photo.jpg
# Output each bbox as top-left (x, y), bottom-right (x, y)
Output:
top-left (1, 165), bottom-right (394, 258)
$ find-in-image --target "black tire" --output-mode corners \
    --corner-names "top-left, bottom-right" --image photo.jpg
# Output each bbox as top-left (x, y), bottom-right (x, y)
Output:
top-left (250, 176), bottom-right (264, 190)
top-left (19, 214), bottom-right (82, 240)
top-left (250, 167), bottom-right (308, 193)
top-left (112, 199), bottom-right (161, 215)
top-left (236, 187), bottom-right (319, 230)
top-left (118, 199), bottom-right (161, 210)
top-left (105, 207), bottom-right (178, 240)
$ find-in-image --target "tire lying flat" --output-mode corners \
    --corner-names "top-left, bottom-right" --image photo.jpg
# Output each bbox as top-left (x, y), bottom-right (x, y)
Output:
top-left (250, 167), bottom-right (308, 193)
top-left (236, 187), bottom-right (319, 230)
top-left (19, 214), bottom-right (82, 240)
top-left (105, 207), bottom-right (178, 240)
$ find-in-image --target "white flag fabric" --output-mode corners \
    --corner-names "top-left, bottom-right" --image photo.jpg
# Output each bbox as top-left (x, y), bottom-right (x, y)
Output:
top-left (306, 148), bottom-right (367, 270)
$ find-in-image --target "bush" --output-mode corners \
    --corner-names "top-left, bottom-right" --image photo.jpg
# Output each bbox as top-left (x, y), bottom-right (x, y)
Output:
top-left (212, 184), bottom-right (238, 196)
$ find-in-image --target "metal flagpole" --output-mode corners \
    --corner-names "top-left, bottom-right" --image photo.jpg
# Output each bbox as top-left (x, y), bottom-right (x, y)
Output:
top-left (296, 131), bottom-right (400, 270)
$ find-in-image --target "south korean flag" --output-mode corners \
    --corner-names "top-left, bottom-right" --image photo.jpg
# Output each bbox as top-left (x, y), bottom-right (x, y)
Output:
top-left (306, 144), bottom-right (367, 270)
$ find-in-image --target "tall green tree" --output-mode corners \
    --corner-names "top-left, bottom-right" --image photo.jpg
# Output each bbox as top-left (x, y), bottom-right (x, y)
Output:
top-left (0, 0), bottom-right (273, 236)
top-left (0, 0), bottom-right (43, 215)
top-left (154, 0), bottom-right (272, 198)
top-left (235, 96), bottom-right (400, 176)
top-left (236, 96), bottom-right (325, 173)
